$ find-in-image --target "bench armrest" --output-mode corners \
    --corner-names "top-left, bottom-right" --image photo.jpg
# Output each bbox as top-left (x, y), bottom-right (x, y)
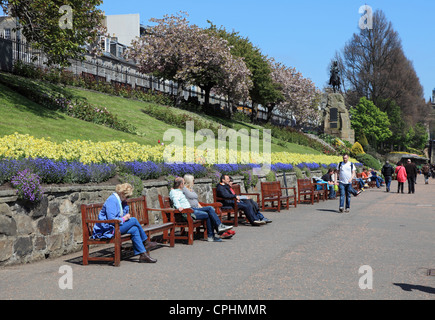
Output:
top-left (85, 219), bottom-right (121, 225)
top-left (199, 201), bottom-right (223, 208)
top-left (313, 183), bottom-right (326, 190)
top-left (150, 207), bottom-right (176, 223)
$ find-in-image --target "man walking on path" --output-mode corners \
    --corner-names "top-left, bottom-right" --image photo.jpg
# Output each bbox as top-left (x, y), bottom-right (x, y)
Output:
top-left (381, 160), bottom-right (394, 192)
top-left (404, 159), bottom-right (417, 194)
top-left (337, 154), bottom-right (360, 213)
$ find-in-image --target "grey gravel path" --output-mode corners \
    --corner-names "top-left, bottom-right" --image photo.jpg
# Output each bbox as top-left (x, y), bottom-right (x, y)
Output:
top-left (1, 176), bottom-right (434, 301)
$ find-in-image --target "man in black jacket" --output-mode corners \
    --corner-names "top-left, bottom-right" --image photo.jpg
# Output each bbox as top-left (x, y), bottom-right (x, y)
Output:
top-left (381, 160), bottom-right (394, 192)
top-left (216, 174), bottom-right (264, 226)
top-left (404, 159), bottom-right (417, 194)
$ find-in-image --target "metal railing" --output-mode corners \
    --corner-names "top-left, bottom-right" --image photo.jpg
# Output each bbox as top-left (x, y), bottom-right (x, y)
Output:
top-left (0, 35), bottom-right (291, 126)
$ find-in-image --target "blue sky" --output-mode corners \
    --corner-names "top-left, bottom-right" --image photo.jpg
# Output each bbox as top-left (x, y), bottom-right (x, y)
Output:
top-left (101, 1), bottom-right (432, 101)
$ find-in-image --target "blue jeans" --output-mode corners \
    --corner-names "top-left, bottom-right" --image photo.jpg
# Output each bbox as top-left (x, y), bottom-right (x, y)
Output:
top-left (327, 184), bottom-right (336, 198)
top-left (119, 217), bottom-right (148, 255)
top-left (384, 176), bottom-right (392, 190)
top-left (242, 199), bottom-right (264, 220)
top-left (356, 178), bottom-right (365, 189)
top-left (236, 201), bottom-right (259, 225)
top-left (339, 183), bottom-right (358, 209)
top-left (371, 176), bottom-right (384, 188)
top-left (193, 206), bottom-right (221, 237)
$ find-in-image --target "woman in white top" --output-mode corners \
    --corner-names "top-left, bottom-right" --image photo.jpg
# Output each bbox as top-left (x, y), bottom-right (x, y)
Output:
top-left (181, 175), bottom-right (233, 241)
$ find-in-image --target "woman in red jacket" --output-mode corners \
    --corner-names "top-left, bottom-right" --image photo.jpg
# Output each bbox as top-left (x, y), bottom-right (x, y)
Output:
top-left (395, 162), bottom-right (407, 194)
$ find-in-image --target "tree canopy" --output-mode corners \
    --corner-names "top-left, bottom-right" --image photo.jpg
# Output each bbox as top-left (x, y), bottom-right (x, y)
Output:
top-left (335, 9), bottom-right (427, 126)
top-left (207, 22), bottom-right (283, 120)
top-left (1, 0), bottom-right (105, 66)
top-left (350, 97), bottom-right (392, 148)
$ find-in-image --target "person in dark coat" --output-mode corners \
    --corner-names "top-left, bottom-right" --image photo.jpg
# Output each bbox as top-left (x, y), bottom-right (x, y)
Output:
top-left (381, 160), bottom-right (394, 192)
top-left (404, 159), bottom-right (417, 194)
top-left (422, 163), bottom-right (430, 184)
top-left (216, 174), bottom-right (264, 226)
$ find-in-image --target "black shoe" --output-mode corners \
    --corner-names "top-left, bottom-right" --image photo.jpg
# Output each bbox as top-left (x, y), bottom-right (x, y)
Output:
top-left (144, 240), bottom-right (159, 251)
top-left (139, 252), bottom-right (157, 263)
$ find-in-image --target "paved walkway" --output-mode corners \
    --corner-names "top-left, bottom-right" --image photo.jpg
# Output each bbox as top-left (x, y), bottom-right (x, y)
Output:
top-left (0, 176), bottom-right (434, 300)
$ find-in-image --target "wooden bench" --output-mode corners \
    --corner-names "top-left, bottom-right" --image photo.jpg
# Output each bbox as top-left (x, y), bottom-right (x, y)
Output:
top-left (81, 195), bottom-right (175, 267)
top-left (231, 183), bottom-right (260, 205)
top-left (312, 178), bottom-right (328, 201)
top-left (212, 187), bottom-right (241, 227)
top-left (158, 195), bottom-right (210, 245)
top-left (260, 181), bottom-right (297, 212)
top-left (296, 178), bottom-right (323, 205)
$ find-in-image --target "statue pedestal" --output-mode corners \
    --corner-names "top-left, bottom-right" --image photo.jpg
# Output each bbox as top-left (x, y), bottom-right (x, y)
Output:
top-left (321, 92), bottom-right (355, 144)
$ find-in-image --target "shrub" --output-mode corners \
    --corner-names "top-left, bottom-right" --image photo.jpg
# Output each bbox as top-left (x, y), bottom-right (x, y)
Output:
top-left (241, 170), bottom-right (259, 190)
top-left (119, 173), bottom-right (143, 197)
top-left (358, 134), bottom-right (369, 149)
top-left (293, 167), bottom-right (304, 179)
top-left (11, 169), bottom-right (44, 203)
top-left (351, 142), bottom-right (365, 156)
top-left (265, 170), bottom-right (276, 182)
top-left (355, 153), bottom-right (381, 170)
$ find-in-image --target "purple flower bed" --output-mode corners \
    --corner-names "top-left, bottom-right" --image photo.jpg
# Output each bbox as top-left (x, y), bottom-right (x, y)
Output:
top-left (0, 158), bottom-right (115, 185)
top-left (161, 163), bottom-right (208, 178)
top-left (212, 163), bottom-right (261, 175)
top-left (271, 163), bottom-right (293, 172)
top-left (1, 157), bottom-right (366, 205)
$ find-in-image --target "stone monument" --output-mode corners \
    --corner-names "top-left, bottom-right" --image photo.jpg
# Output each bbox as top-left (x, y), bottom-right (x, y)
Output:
top-left (321, 92), bottom-right (355, 144)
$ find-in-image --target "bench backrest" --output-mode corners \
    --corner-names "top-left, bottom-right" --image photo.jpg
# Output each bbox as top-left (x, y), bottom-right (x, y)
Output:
top-left (231, 184), bottom-right (241, 195)
top-left (158, 194), bottom-right (172, 209)
top-left (158, 194), bottom-right (191, 223)
top-left (212, 188), bottom-right (218, 202)
top-left (297, 179), bottom-right (313, 192)
top-left (81, 196), bottom-right (149, 233)
top-left (127, 196), bottom-right (149, 226)
top-left (261, 181), bottom-right (281, 196)
top-left (81, 202), bottom-right (104, 239)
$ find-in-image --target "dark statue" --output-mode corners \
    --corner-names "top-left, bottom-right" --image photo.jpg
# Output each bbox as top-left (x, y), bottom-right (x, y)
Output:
top-left (329, 61), bottom-right (341, 93)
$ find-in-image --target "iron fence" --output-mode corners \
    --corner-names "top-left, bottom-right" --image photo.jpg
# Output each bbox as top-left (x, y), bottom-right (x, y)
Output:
top-left (0, 35), bottom-right (290, 126)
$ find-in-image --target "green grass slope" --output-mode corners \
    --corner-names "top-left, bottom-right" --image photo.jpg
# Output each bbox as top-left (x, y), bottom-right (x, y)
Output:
top-left (0, 72), bottom-right (322, 155)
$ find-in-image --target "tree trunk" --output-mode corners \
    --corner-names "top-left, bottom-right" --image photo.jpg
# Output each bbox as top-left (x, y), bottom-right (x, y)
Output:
top-left (251, 102), bottom-right (258, 123)
top-left (266, 103), bottom-right (275, 123)
top-left (175, 82), bottom-right (185, 108)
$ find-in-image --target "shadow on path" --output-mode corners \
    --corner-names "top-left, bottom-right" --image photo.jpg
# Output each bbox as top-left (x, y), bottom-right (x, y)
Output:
top-left (393, 283), bottom-right (435, 295)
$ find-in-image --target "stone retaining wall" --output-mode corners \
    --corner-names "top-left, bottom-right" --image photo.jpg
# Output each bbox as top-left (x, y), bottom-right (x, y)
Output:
top-left (0, 171), bottom-right (321, 266)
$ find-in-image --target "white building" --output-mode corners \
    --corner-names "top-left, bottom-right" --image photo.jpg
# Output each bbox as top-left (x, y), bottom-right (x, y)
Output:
top-left (103, 14), bottom-right (140, 47)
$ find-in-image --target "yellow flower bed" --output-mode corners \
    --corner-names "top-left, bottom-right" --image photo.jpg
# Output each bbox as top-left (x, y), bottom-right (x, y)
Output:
top-left (0, 133), bottom-right (354, 165)
top-left (0, 133), bottom-right (163, 164)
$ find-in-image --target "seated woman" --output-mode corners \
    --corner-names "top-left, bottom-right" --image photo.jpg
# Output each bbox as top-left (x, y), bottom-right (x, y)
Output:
top-left (170, 176), bottom-right (233, 242)
top-left (183, 174), bottom-right (236, 239)
top-left (92, 183), bottom-right (158, 263)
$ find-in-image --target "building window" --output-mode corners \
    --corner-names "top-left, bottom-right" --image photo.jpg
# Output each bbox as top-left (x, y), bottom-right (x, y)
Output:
top-left (4, 28), bottom-right (11, 39)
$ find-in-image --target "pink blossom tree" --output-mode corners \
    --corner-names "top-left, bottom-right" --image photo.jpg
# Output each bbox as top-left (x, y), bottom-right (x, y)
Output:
top-left (270, 60), bottom-right (321, 128)
top-left (127, 12), bottom-right (252, 110)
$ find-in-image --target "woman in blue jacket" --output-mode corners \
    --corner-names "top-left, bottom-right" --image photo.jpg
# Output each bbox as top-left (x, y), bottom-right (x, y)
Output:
top-left (92, 183), bottom-right (158, 263)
